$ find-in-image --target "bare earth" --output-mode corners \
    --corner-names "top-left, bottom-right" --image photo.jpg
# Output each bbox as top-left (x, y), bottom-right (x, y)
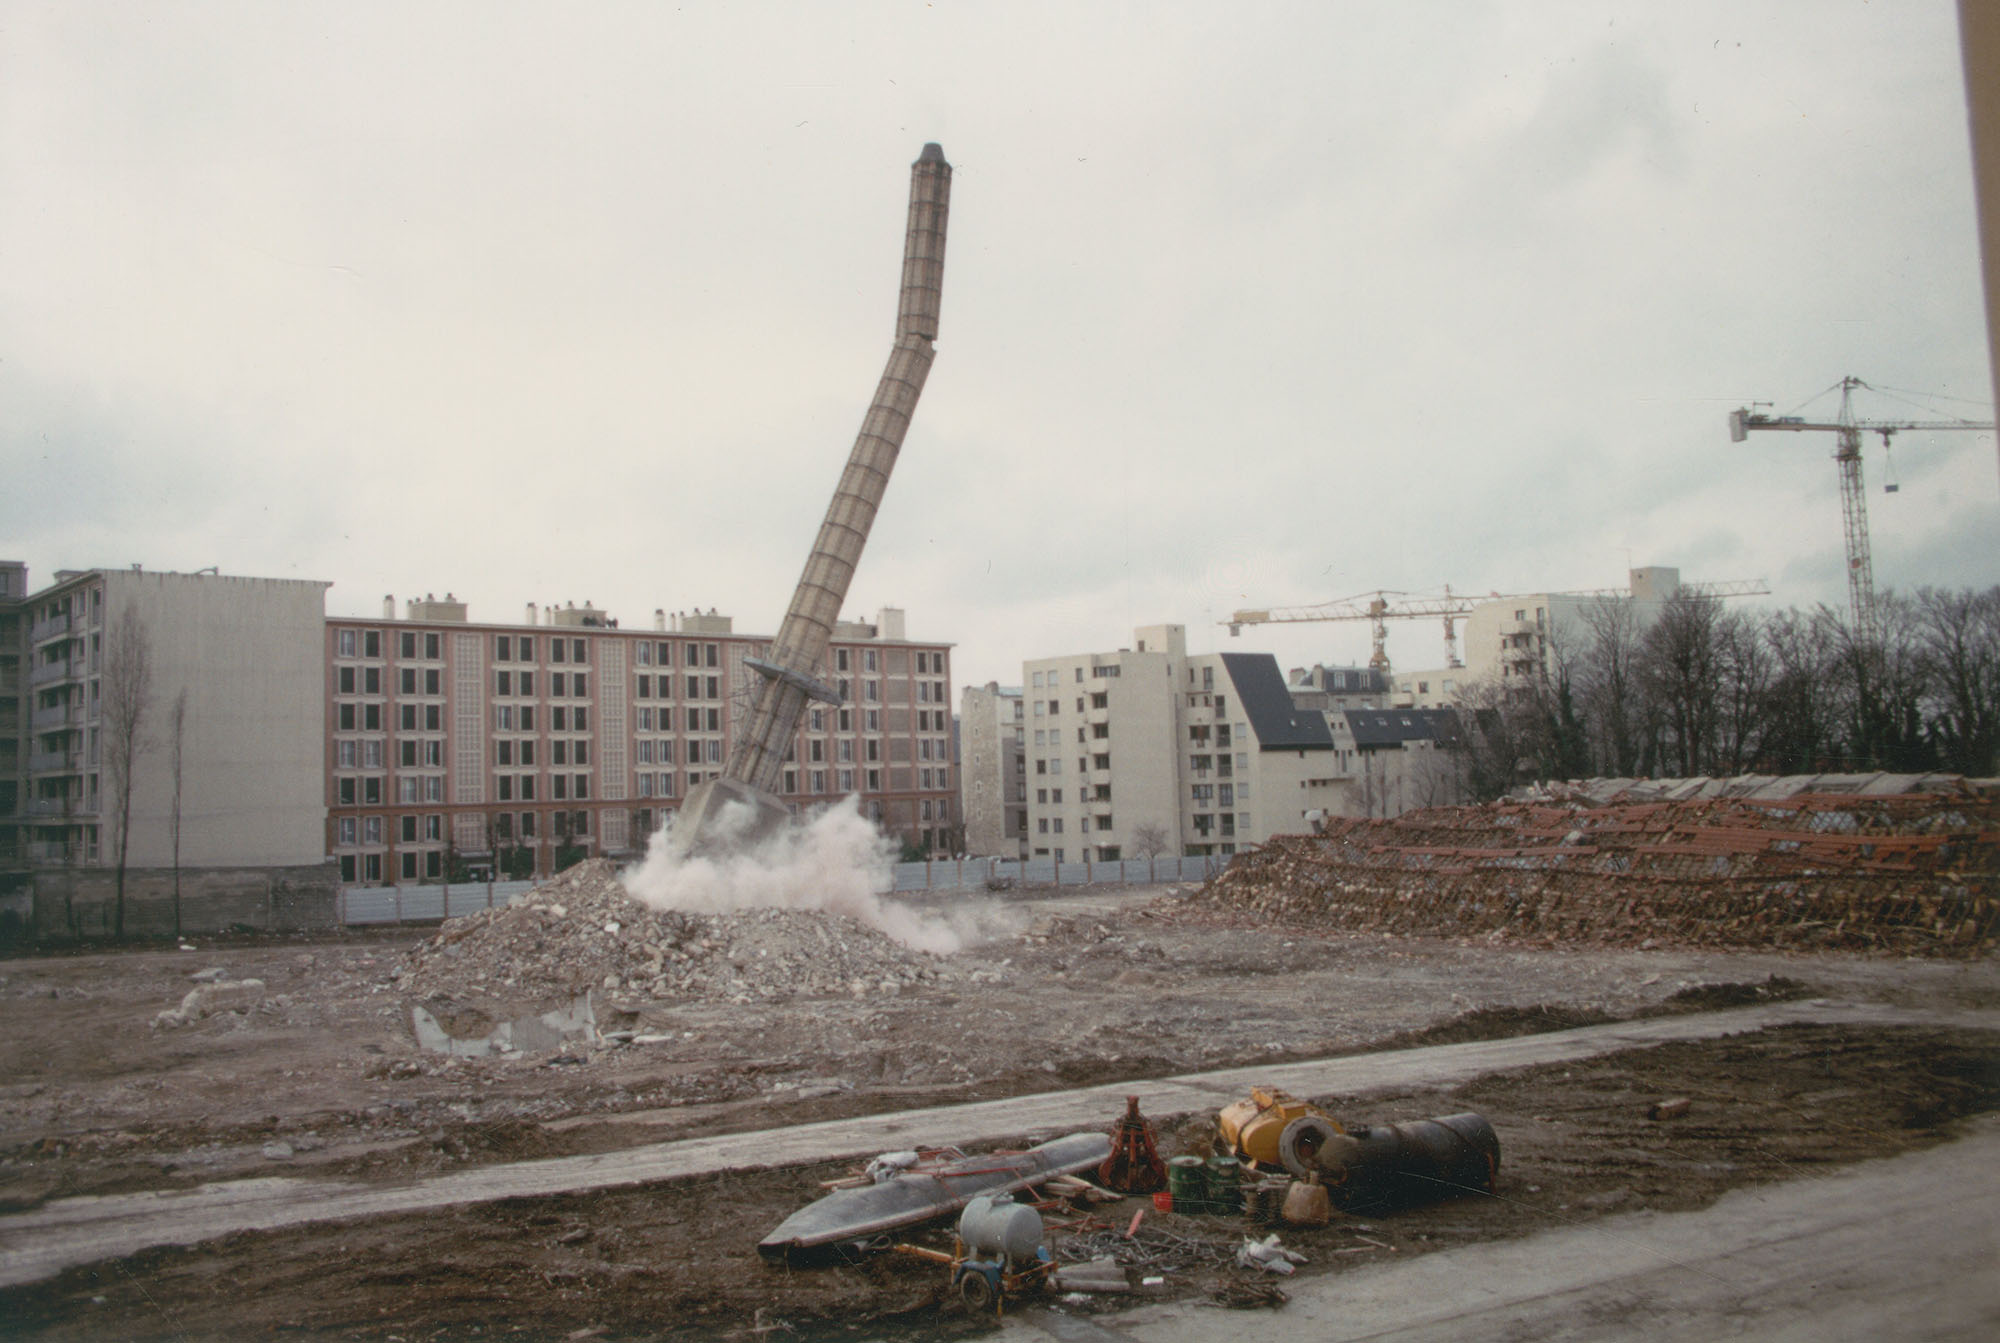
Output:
top-left (2, 882), bottom-right (1997, 1340)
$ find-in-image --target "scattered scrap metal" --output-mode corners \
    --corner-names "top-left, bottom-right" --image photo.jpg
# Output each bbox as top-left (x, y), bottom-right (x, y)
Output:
top-left (1179, 779), bottom-right (1999, 954)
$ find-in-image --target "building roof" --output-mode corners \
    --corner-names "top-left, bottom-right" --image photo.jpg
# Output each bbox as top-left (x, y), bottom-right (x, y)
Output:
top-left (1340, 706), bottom-right (1463, 749)
top-left (1221, 652), bottom-right (1334, 751)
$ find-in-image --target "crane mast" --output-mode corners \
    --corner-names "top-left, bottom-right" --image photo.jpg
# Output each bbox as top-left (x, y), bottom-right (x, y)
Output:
top-left (1728, 375), bottom-right (1994, 643)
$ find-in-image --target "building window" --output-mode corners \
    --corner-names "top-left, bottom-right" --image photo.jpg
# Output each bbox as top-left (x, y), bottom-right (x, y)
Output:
top-left (338, 629), bottom-right (357, 657)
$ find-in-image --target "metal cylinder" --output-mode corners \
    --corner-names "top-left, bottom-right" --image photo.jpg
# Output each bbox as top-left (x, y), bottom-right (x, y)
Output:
top-left (1166, 1155), bottom-right (1207, 1212)
top-left (1319, 1112), bottom-right (1500, 1212)
top-left (726, 144), bottom-right (951, 796)
top-left (957, 1195), bottom-right (1043, 1265)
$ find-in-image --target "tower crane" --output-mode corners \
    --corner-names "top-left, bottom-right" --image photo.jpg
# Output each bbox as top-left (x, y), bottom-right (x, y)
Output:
top-left (1728, 376), bottom-right (1994, 642)
top-left (1225, 575), bottom-right (1769, 674)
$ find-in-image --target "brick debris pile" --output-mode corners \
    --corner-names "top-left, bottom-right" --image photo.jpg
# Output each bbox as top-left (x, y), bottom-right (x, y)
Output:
top-left (397, 859), bottom-right (950, 1008)
top-left (1178, 783), bottom-right (1999, 956)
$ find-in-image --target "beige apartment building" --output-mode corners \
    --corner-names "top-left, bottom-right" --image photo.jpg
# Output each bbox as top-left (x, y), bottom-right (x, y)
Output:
top-left (1021, 625), bottom-right (1336, 859)
top-left (324, 600), bottom-right (956, 884)
top-left (2, 562), bottom-right (335, 935)
top-left (958, 681), bottom-right (1025, 857)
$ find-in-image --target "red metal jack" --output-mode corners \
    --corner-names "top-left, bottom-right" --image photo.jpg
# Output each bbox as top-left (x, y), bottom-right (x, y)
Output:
top-left (1098, 1095), bottom-right (1167, 1195)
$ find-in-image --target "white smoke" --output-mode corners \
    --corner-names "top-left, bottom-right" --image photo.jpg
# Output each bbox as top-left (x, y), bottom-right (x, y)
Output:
top-left (620, 796), bottom-right (969, 954)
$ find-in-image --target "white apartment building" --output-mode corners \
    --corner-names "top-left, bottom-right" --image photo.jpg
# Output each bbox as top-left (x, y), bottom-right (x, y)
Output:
top-left (4, 563), bottom-right (335, 935)
top-left (1458, 566), bottom-right (1691, 692)
top-left (1021, 625), bottom-right (1336, 859)
top-left (958, 682), bottom-right (1026, 857)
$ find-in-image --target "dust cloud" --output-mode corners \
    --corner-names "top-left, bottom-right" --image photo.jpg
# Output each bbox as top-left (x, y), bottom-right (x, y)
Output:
top-left (620, 796), bottom-right (974, 954)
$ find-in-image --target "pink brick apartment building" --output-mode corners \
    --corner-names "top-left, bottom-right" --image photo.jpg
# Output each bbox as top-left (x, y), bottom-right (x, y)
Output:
top-left (325, 597), bottom-right (955, 884)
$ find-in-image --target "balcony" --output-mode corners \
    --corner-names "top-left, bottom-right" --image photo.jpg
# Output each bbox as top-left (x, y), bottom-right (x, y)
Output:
top-left (28, 656), bottom-right (83, 688)
top-left (26, 840), bottom-right (78, 865)
top-left (29, 613), bottom-right (72, 644)
top-left (28, 749), bottom-right (80, 775)
top-left (25, 796), bottom-right (78, 817)
top-left (0, 664), bottom-right (20, 695)
top-left (29, 703), bottom-right (82, 731)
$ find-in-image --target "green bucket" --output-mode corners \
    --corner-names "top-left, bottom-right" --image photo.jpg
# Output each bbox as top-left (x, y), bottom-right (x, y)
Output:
top-left (1205, 1155), bottom-right (1243, 1213)
top-left (1167, 1155), bottom-right (1207, 1213)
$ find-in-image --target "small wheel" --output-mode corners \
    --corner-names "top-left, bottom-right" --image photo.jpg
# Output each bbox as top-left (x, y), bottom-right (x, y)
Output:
top-left (958, 1270), bottom-right (997, 1313)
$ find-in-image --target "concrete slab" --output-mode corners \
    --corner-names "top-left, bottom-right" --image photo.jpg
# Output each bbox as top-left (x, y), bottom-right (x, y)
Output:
top-left (2, 998), bottom-right (1993, 1289)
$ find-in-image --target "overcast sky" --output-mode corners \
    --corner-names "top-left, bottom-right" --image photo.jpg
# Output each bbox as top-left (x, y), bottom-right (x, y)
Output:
top-left (4, 1), bottom-right (1994, 688)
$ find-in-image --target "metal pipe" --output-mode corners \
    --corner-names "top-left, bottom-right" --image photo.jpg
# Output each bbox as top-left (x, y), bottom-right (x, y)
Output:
top-left (1317, 1112), bottom-right (1501, 1212)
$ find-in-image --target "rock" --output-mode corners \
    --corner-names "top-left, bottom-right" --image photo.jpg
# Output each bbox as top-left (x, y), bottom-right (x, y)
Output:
top-left (261, 1141), bottom-right (295, 1160)
top-left (153, 979), bottom-right (266, 1028)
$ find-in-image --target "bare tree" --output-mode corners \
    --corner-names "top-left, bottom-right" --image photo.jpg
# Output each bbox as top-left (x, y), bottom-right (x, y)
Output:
top-left (1639, 594), bottom-right (1725, 776)
top-left (1912, 585), bottom-right (2000, 775)
top-left (1574, 597), bottom-right (1650, 777)
top-left (1820, 595), bottom-right (1932, 770)
top-left (1713, 609), bottom-right (1773, 776)
top-left (1129, 822), bottom-right (1170, 859)
top-left (102, 606), bottom-right (154, 940)
top-left (169, 688), bottom-right (189, 939)
top-left (1760, 608), bottom-right (1834, 773)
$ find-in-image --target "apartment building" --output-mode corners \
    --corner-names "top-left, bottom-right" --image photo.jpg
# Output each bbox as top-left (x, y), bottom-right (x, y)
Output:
top-left (1287, 664), bottom-right (1390, 712)
top-left (958, 682), bottom-right (1025, 857)
top-left (1458, 566), bottom-right (1691, 692)
top-left (2, 563), bottom-right (335, 934)
top-left (1316, 707), bottom-right (1465, 819)
top-left (0, 563), bottom-right (29, 877)
top-left (1021, 625), bottom-right (1334, 859)
top-left (325, 600), bottom-right (955, 884)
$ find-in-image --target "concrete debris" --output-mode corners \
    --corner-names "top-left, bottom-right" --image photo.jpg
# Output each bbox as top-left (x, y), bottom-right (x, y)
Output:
top-left (1235, 1233), bottom-right (1306, 1275)
top-left (1180, 783), bottom-right (1998, 956)
top-left (409, 997), bottom-right (597, 1058)
top-left (151, 978), bottom-right (266, 1029)
top-left (398, 859), bottom-right (948, 1019)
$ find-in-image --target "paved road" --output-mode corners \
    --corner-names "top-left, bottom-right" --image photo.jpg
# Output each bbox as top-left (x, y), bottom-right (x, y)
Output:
top-left (1011, 1111), bottom-right (2000, 1341)
top-left (2, 999), bottom-right (1992, 1289)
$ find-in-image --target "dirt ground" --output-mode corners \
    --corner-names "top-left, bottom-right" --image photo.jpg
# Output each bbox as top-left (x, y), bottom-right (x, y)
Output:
top-left (3, 883), bottom-right (1998, 1340)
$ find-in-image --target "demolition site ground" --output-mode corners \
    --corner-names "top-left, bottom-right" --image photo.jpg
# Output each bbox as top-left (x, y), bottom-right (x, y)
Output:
top-left (1, 878), bottom-right (1997, 1341)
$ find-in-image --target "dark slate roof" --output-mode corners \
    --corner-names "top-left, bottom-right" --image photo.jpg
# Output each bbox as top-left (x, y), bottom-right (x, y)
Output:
top-left (1221, 652), bottom-right (1334, 751)
top-left (1340, 706), bottom-right (1463, 749)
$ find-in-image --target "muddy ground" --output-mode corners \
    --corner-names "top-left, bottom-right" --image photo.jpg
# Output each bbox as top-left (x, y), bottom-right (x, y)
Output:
top-left (2, 884), bottom-right (1998, 1340)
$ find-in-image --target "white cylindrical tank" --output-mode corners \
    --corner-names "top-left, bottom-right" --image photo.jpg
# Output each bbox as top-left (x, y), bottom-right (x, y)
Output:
top-left (957, 1196), bottom-right (1043, 1264)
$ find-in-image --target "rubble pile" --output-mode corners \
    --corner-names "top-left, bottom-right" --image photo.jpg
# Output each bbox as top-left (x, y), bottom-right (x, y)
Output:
top-left (1181, 784), bottom-right (2000, 956)
top-left (398, 859), bottom-right (949, 1008)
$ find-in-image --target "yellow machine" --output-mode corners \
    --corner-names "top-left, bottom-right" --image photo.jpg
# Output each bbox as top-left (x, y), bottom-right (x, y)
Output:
top-left (1216, 1087), bottom-right (1345, 1178)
